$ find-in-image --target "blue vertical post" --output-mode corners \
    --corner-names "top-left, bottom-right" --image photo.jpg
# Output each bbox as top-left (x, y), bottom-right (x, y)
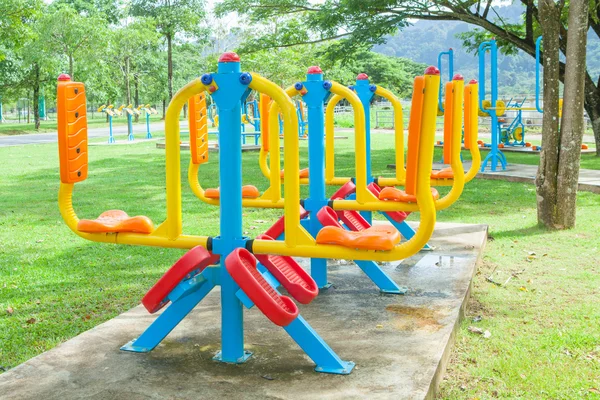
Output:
top-left (479, 39), bottom-right (506, 172)
top-left (535, 36), bottom-right (544, 114)
top-left (108, 114), bottom-right (115, 144)
top-left (352, 74), bottom-right (376, 224)
top-left (127, 112), bottom-right (134, 141)
top-left (298, 67), bottom-right (332, 289)
top-left (437, 48), bottom-right (454, 114)
top-left (208, 53), bottom-right (251, 363)
top-left (146, 111), bottom-right (152, 139)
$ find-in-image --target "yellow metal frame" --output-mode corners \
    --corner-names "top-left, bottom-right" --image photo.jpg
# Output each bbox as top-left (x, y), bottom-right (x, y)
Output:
top-left (324, 86), bottom-right (406, 185)
top-left (252, 73), bottom-right (440, 261)
top-left (58, 71), bottom-right (440, 262)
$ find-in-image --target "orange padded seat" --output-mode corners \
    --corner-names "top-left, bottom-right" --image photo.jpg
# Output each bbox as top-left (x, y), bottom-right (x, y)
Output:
top-left (280, 168), bottom-right (309, 179)
top-left (205, 185), bottom-right (260, 199)
top-left (316, 225), bottom-right (401, 251)
top-left (430, 167), bottom-right (454, 179)
top-left (378, 187), bottom-right (440, 203)
top-left (77, 210), bottom-right (154, 234)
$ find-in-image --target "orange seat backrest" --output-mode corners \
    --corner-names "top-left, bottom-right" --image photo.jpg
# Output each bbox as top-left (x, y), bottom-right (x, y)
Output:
top-left (260, 93), bottom-right (271, 151)
top-left (442, 81), bottom-right (454, 164)
top-left (57, 77), bottom-right (88, 184)
top-left (189, 93), bottom-right (209, 165)
top-left (404, 76), bottom-right (426, 196)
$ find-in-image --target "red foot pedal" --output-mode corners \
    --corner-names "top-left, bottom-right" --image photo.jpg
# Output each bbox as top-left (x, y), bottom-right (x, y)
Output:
top-left (331, 181), bottom-right (356, 200)
top-left (316, 206), bottom-right (342, 228)
top-left (142, 246), bottom-right (219, 314)
top-left (255, 235), bottom-right (318, 304)
top-left (226, 248), bottom-right (298, 326)
top-left (264, 205), bottom-right (309, 238)
top-left (336, 209), bottom-right (371, 232)
top-left (368, 182), bottom-right (409, 223)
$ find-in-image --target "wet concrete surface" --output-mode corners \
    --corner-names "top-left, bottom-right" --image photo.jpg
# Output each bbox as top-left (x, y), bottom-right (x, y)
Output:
top-left (0, 222), bottom-right (487, 400)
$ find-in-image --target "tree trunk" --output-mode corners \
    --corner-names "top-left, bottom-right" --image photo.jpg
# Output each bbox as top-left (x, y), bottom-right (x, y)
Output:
top-left (162, 98), bottom-right (166, 120)
top-left (33, 63), bottom-right (40, 130)
top-left (167, 33), bottom-right (173, 100)
top-left (69, 55), bottom-right (74, 78)
top-left (555, 0), bottom-right (589, 228)
top-left (183, 103), bottom-right (187, 119)
top-left (134, 72), bottom-right (140, 123)
top-left (535, 0), bottom-right (562, 228)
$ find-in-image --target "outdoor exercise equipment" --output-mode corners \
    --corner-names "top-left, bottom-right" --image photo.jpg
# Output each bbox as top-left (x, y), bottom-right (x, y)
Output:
top-left (39, 95), bottom-right (47, 120)
top-left (57, 53), bottom-right (444, 373)
top-left (249, 66), bottom-right (440, 290)
top-left (141, 104), bottom-right (158, 139)
top-left (121, 104), bottom-right (135, 141)
top-left (324, 73), bottom-right (479, 207)
top-left (98, 104), bottom-right (117, 143)
top-left (478, 39), bottom-right (507, 172)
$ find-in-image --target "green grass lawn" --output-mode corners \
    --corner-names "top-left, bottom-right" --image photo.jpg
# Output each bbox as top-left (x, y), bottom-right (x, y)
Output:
top-left (1, 132), bottom-right (599, 398)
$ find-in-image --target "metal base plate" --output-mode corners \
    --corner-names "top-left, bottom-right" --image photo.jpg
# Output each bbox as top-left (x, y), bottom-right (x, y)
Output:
top-left (212, 350), bottom-right (253, 364)
top-left (120, 339), bottom-right (153, 353)
top-left (314, 360), bottom-right (355, 375)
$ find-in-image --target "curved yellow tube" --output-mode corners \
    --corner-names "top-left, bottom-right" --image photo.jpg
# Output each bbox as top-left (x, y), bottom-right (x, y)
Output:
top-left (253, 72), bottom-right (440, 260)
top-left (374, 86), bottom-right (406, 181)
top-left (464, 82), bottom-right (481, 183)
top-left (188, 159), bottom-right (285, 208)
top-left (329, 82), bottom-right (378, 204)
top-left (260, 85), bottom-right (311, 185)
top-left (59, 183), bottom-right (209, 249)
top-left (324, 94), bottom-right (352, 185)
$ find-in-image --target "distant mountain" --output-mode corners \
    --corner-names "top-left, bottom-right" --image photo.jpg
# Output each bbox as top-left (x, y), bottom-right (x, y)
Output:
top-left (373, 4), bottom-right (600, 98)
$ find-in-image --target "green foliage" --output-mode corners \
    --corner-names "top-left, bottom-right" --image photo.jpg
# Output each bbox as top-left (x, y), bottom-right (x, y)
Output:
top-left (52, 0), bottom-right (124, 24)
top-left (130, 0), bottom-right (207, 40)
top-left (0, 0), bottom-right (42, 61)
top-left (39, 3), bottom-right (107, 77)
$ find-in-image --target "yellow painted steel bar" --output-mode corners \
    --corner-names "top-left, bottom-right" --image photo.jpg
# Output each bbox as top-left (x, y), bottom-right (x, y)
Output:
top-left (247, 74), bottom-right (306, 248)
top-left (324, 94), bottom-right (352, 185)
top-left (164, 78), bottom-right (207, 239)
top-left (374, 86), bottom-right (406, 182)
top-left (329, 82), bottom-right (378, 204)
top-left (59, 182), bottom-right (209, 249)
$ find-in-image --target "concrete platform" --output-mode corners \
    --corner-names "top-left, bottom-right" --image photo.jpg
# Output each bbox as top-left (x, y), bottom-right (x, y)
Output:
top-left (0, 222), bottom-right (487, 400)
top-left (387, 162), bottom-right (600, 194)
top-left (473, 163), bottom-right (600, 194)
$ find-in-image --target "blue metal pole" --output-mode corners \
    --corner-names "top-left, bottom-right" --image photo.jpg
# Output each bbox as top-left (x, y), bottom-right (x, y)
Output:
top-left (479, 40), bottom-right (507, 172)
top-left (535, 36), bottom-right (544, 113)
top-left (353, 74), bottom-right (375, 224)
top-left (209, 53), bottom-right (251, 363)
top-left (300, 67), bottom-right (331, 289)
top-left (127, 113), bottom-right (134, 141)
top-left (108, 115), bottom-right (115, 144)
top-left (146, 112), bottom-right (152, 139)
top-left (437, 49), bottom-right (454, 113)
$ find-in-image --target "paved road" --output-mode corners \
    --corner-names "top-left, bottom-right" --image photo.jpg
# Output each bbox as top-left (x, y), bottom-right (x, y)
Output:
top-left (0, 122), bottom-right (172, 147)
